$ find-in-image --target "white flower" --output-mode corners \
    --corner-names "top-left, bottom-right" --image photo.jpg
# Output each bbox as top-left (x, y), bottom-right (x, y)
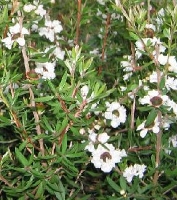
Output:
top-left (121, 56), bottom-right (132, 72)
top-left (35, 5), bottom-right (46, 17)
top-left (158, 55), bottom-right (177, 73)
top-left (123, 72), bottom-right (133, 81)
top-left (166, 134), bottom-right (177, 154)
top-left (104, 102), bottom-right (127, 128)
top-left (91, 143), bottom-right (127, 173)
top-left (137, 117), bottom-right (160, 138)
top-left (23, 4), bottom-right (36, 12)
top-left (81, 85), bottom-right (89, 100)
top-left (97, 132), bottom-right (110, 144)
top-left (54, 46), bottom-right (65, 60)
top-left (168, 100), bottom-right (177, 117)
top-left (35, 62), bottom-right (56, 79)
top-left (115, 0), bottom-right (120, 6)
top-left (145, 24), bottom-right (156, 32)
top-left (155, 8), bottom-right (165, 26)
top-left (135, 37), bottom-right (166, 59)
top-left (165, 76), bottom-right (177, 90)
top-left (38, 18), bottom-right (63, 42)
top-left (44, 46), bottom-right (65, 60)
top-left (168, 56), bottom-right (177, 73)
top-left (169, 135), bottom-right (177, 148)
top-left (90, 48), bottom-right (99, 55)
top-left (85, 130), bottom-right (110, 153)
top-left (1, 35), bottom-right (13, 49)
top-left (139, 90), bottom-right (170, 107)
top-left (123, 164), bottom-right (146, 183)
top-left (158, 54), bottom-right (168, 65)
top-left (120, 55), bottom-right (134, 80)
top-left (96, 0), bottom-right (106, 5)
top-left (2, 23), bottom-right (29, 49)
top-left (149, 71), bottom-right (163, 83)
top-left (80, 85), bottom-right (94, 102)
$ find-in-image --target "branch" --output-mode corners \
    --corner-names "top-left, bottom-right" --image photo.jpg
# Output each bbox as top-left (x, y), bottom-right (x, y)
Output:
top-left (75, 0), bottom-right (82, 45)
top-left (99, 13), bottom-right (111, 74)
top-left (18, 16), bottom-right (45, 156)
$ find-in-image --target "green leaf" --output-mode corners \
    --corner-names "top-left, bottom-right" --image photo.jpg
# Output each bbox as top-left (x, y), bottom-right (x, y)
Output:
top-left (119, 176), bottom-right (127, 191)
top-left (66, 152), bottom-right (86, 158)
top-left (129, 32), bottom-right (139, 40)
top-left (30, 169), bottom-right (45, 179)
top-left (35, 96), bottom-right (54, 102)
top-left (62, 134), bottom-right (67, 154)
top-left (59, 71), bottom-right (68, 91)
top-left (84, 57), bottom-right (93, 71)
top-left (47, 79), bottom-right (57, 94)
top-left (163, 28), bottom-right (171, 38)
top-left (159, 76), bottom-right (165, 90)
top-left (15, 147), bottom-right (29, 167)
top-left (0, 115), bottom-right (11, 125)
top-left (35, 182), bottom-right (44, 199)
top-left (42, 116), bottom-right (54, 132)
top-left (145, 108), bottom-right (157, 127)
top-left (106, 176), bottom-right (121, 193)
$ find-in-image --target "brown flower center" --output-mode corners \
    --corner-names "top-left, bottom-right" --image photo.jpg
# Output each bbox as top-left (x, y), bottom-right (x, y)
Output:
top-left (112, 110), bottom-right (119, 117)
top-left (150, 96), bottom-right (163, 106)
top-left (26, 70), bottom-right (39, 80)
top-left (100, 152), bottom-right (112, 162)
top-left (145, 121), bottom-right (155, 129)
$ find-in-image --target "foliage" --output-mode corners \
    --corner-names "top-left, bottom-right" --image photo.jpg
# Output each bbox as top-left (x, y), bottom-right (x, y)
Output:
top-left (0, 0), bottom-right (177, 199)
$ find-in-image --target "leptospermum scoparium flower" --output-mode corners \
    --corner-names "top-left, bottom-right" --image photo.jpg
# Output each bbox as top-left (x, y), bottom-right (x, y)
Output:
top-left (85, 131), bottom-right (110, 153)
top-left (123, 164), bottom-right (146, 183)
top-left (2, 23), bottom-right (29, 49)
top-left (35, 62), bottom-right (56, 79)
top-left (137, 117), bottom-right (160, 138)
top-left (139, 90), bottom-right (171, 108)
top-left (91, 143), bottom-right (127, 173)
top-left (104, 101), bottom-right (127, 128)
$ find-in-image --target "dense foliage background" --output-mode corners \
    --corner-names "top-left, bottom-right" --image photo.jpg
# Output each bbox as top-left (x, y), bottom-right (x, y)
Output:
top-left (1, 0), bottom-right (177, 199)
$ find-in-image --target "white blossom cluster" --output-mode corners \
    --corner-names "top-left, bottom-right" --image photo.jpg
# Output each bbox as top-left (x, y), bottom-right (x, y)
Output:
top-left (84, 129), bottom-right (127, 173)
top-left (123, 164), bottom-right (146, 183)
top-left (2, 23), bottom-right (29, 49)
top-left (1, 1), bottom-right (65, 80)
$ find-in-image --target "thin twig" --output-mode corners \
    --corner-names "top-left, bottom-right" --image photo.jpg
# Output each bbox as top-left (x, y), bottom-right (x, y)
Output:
top-left (153, 43), bottom-right (163, 185)
top-left (128, 146), bottom-right (152, 152)
top-left (58, 100), bottom-right (87, 145)
top-left (75, 0), bottom-right (82, 45)
top-left (0, 175), bottom-right (13, 187)
top-left (99, 13), bottom-right (111, 74)
top-left (18, 16), bottom-right (45, 156)
top-left (147, 0), bottom-right (151, 23)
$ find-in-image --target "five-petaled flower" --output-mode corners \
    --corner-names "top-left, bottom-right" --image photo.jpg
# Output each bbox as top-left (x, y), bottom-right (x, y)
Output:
top-left (104, 101), bottom-right (127, 128)
top-left (91, 143), bottom-right (127, 173)
top-left (2, 23), bottom-right (29, 49)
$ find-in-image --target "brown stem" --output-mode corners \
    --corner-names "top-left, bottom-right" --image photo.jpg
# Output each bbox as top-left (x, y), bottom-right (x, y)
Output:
top-left (153, 111), bottom-right (162, 185)
top-left (153, 43), bottom-right (163, 185)
top-left (0, 175), bottom-right (13, 187)
top-left (130, 97), bottom-right (135, 130)
top-left (99, 13), bottom-right (111, 74)
top-left (128, 146), bottom-right (152, 152)
top-left (28, 86), bottom-right (45, 156)
top-left (75, 0), bottom-right (82, 45)
top-left (172, 0), bottom-right (177, 6)
top-left (58, 100), bottom-right (87, 145)
top-left (147, 0), bottom-right (151, 23)
top-left (18, 17), bottom-right (45, 156)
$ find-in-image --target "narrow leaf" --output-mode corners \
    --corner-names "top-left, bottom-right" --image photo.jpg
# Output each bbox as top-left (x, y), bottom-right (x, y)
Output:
top-left (106, 176), bottom-right (120, 193)
top-left (145, 108), bottom-right (157, 127)
top-left (35, 96), bottom-right (54, 102)
top-left (15, 148), bottom-right (29, 167)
